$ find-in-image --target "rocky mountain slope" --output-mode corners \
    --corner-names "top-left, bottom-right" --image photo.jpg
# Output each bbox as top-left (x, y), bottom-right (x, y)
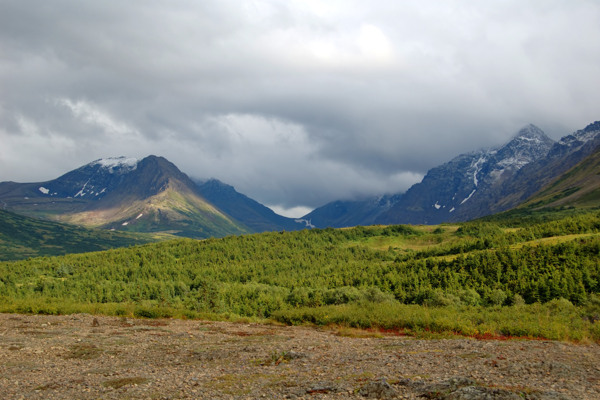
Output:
top-left (375, 124), bottom-right (556, 225)
top-left (517, 129), bottom-right (600, 210)
top-left (489, 121), bottom-right (600, 214)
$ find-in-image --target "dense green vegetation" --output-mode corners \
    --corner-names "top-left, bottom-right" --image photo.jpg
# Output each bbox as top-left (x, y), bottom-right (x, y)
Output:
top-left (1, 210), bottom-right (599, 341)
top-left (0, 209), bottom-right (158, 261)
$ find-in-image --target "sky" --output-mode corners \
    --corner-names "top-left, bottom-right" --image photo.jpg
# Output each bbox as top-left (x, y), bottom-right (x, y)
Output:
top-left (1, 1), bottom-right (600, 217)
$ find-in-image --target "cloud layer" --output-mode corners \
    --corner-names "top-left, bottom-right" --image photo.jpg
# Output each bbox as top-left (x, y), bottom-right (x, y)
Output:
top-left (1, 1), bottom-right (600, 216)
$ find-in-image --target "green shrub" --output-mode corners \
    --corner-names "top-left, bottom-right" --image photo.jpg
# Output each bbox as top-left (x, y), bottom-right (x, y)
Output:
top-left (323, 286), bottom-right (363, 305)
top-left (511, 294), bottom-right (526, 306)
top-left (458, 289), bottom-right (481, 306)
top-left (423, 289), bottom-right (461, 307)
top-left (487, 289), bottom-right (507, 306)
top-left (133, 305), bottom-right (173, 319)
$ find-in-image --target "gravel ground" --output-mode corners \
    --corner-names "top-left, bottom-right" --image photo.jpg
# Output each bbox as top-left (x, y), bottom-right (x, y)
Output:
top-left (0, 313), bottom-right (599, 399)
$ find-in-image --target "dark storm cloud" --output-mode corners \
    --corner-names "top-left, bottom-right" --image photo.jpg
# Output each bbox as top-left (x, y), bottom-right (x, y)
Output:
top-left (1, 1), bottom-right (600, 216)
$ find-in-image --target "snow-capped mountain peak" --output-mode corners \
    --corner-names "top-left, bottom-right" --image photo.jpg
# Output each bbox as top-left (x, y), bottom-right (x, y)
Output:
top-left (493, 124), bottom-right (554, 172)
top-left (512, 124), bottom-right (547, 142)
top-left (31, 157), bottom-right (141, 199)
top-left (92, 157), bottom-right (138, 174)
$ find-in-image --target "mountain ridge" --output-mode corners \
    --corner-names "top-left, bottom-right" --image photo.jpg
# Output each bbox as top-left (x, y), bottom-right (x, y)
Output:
top-left (0, 155), bottom-right (305, 239)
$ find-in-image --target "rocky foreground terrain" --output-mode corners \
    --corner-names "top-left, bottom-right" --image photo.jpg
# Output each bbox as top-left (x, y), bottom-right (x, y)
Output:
top-left (0, 313), bottom-right (598, 399)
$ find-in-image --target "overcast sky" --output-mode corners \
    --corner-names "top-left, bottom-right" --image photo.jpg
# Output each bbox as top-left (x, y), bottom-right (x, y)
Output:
top-left (1, 1), bottom-right (599, 217)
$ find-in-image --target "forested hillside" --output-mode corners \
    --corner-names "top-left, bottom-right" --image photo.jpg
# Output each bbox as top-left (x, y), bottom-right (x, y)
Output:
top-left (2, 209), bottom-right (600, 340)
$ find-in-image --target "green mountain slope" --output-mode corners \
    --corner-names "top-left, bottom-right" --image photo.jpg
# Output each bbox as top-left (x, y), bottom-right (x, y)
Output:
top-left (0, 209), bottom-right (157, 261)
top-left (522, 146), bottom-right (600, 209)
top-left (61, 178), bottom-right (249, 238)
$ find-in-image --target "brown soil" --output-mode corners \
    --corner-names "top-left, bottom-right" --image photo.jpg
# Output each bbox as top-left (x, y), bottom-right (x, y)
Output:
top-left (0, 313), bottom-right (598, 399)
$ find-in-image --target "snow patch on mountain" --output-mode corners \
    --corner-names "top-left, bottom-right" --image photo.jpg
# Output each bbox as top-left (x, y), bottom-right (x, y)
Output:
top-left (470, 155), bottom-right (487, 187)
top-left (93, 157), bottom-right (138, 173)
top-left (74, 179), bottom-right (91, 198)
top-left (38, 187), bottom-right (49, 195)
top-left (560, 130), bottom-right (600, 149)
top-left (518, 135), bottom-right (543, 143)
top-left (295, 218), bottom-right (315, 228)
top-left (496, 156), bottom-right (531, 169)
top-left (461, 189), bottom-right (476, 204)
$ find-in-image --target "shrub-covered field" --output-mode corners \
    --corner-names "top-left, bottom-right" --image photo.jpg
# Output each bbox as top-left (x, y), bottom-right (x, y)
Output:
top-left (1, 210), bottom-right (599, 341)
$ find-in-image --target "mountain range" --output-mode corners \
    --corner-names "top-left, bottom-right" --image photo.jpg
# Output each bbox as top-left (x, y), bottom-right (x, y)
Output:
top-left (2, 120), bottom-right (599, 240)
top-left (307, 121), bottom-right (600, 228)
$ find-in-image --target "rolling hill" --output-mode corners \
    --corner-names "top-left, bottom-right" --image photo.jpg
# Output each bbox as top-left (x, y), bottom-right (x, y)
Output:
top-left (0, 209), bottom-right (156, 260)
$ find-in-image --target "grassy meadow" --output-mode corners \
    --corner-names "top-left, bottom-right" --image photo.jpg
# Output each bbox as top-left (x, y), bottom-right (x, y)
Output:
top-left (1, 208), bottom-right (600, 341)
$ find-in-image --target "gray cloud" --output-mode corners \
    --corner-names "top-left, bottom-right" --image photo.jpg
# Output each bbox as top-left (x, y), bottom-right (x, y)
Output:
top-left (1, 1), bottom-right (600, 216)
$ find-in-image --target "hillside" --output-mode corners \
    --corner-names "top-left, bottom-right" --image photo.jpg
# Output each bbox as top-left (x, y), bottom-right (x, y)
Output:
top-left (2, 210), bottom-right (599, 342)
top-left (0, 209), bottom-right (156, 260)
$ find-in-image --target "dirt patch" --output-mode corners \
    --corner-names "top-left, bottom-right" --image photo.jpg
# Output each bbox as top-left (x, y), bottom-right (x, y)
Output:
top-left (0, 313), bottom-right (598, 399)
